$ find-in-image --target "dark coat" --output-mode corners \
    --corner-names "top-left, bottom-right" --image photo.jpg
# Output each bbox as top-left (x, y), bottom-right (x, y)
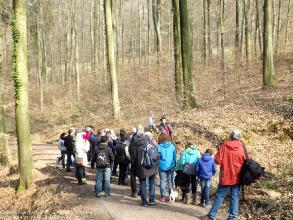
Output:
top-left (115, 141), bottom-right (129, 165)
top-left (93, 143), bottom-right (115, 168)
top-left (129, 134), bottom-right (157, 180)
top-left (64, 134), bottom-right (75, 153)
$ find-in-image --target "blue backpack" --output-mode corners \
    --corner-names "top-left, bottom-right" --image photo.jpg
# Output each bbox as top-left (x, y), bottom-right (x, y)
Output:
top-left (141, 144), bottom-right (160, 169)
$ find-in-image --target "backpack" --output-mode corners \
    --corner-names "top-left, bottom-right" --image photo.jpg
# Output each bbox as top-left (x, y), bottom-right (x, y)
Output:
top-left (141, 144), bottom-right (160, 169)
top-left (116, 143), bottom-right (128, 164)
top-left (96, 149), bottom-right (109, 168)
top-left (239, 145), bottom-right (264, 186)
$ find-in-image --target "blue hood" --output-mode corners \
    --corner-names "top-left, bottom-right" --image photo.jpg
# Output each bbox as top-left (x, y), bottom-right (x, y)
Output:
top-left (202, 153), bottom-right (213, 162)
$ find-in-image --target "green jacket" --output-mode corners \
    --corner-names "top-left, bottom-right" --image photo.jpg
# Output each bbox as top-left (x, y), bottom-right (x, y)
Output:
top-left (176, 145), bottom-right (201, 171)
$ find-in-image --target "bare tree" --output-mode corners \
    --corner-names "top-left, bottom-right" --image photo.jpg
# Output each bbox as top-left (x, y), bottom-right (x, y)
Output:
top-left (263, 0), bottom-right (275, 88)
top-left (104, 0), bottom-right (121, 123)
top-left (12, 0), bottom-right (33, 191)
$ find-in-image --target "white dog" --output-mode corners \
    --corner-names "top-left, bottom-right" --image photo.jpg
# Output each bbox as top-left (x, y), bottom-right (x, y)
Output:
top-left (169, 189), bottom-right (179, 202)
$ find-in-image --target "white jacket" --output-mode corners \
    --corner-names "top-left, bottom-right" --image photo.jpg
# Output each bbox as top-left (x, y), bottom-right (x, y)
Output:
top-left (75, 133), bottom-right (90, 166)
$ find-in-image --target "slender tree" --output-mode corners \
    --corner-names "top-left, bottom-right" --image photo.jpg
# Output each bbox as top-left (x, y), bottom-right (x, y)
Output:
top-left (104, 0), bottom-right (121, 123)
top-left (0, 0), bottom-right (11, 167)
top-left (244, 0), bottom-right (251, 61)
top-left (12, 0), bottom-right (33, 190)
top-left (263, 0), bottom-right (275, 88)
top-left (202, 0), bottom-right (208, 62)
top-left (275, 0), bottom-right (281, 53)
top-left (220, 0), bottom-right (227, 96)
top-left (235, 0), bottom-right (240, 52)
top-left (179, 0), bottom-right (197, 108)
top-left (284, 0), bottom-right (291, 49)
top-left (152, 0), bottom-right (162, 54)
top-left (172, 0), bottom-right (181, 101)
top-left (36, 0), bottom-right (43, 111)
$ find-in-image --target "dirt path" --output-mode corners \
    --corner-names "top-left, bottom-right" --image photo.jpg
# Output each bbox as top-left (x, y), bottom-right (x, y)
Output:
top-left (32, 143), bottom-right (224, 220)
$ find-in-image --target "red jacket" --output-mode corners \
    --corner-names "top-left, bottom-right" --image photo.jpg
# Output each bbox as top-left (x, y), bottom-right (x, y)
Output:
top-left (215, 140), bottom-right (247, 185)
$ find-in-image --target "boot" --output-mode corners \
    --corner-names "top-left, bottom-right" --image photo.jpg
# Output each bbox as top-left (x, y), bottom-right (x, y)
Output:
top-left (184, 193), bottom-right (192, 204)
top-left (192, 193), bottom-right (197, 205)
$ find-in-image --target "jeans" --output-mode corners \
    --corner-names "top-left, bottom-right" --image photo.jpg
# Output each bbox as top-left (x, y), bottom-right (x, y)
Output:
top-left (159, 168), bottom-right (174, 197)
top-left (140, 175), bottom-right (156, 206)
top-left (76, 165), bottom-right (85, 183)
top-left (208, 184), bottom-right (241, 220)
top-left (96, 168), bottom-right (111, 196)
top-left (200, 179), bottom-right (211, 205)
top-left (66, 151), bottom-right (75, 171)
top-left (118, 163), bottom-right (128, 184)
top-left (130, 166), bottom-right (137, 194)
top-left (60, 150), bottom-right (66, 169)
top-left (185, 175), bottom-right (198, 194)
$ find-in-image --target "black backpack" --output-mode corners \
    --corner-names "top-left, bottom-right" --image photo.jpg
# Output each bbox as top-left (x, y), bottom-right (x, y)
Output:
top-left (240, 145), bottom-right (264, 186)
top-left (140, 144), bottom-right (160, 169)
top-left (96, 149), bottom-right (109, 168)
top-left (116, 143), bottom-right (128, 164)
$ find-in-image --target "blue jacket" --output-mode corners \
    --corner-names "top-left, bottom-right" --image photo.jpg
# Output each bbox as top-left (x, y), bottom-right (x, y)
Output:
top-left (157, 141), bottom-right (176, 171)
top-left (196, 153), bottom-right (217, 180)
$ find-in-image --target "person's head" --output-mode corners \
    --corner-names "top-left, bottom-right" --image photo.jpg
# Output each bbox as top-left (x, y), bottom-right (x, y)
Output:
top-left (205, 149), bottom-right (214, 155)
top-left (60, 132), bottom-right (66, 139)
top-left (132, 127), bottom-right (137, 134)
top-left (136, 125), bottom-right (145, 137)
top-left (186, 141), bottom-right (193, 149)
top-left (230, 129), bottom-right (241, 141)
top-left (68, 128), bottom-right (74, 135)
top-left (85, 127), bottom-right (91, 133)
top-left (106, 130), bottom-right (112, 138)
top-left (120, 128), bottom-right (126, 136)
top-left (100, 135), bottom-right (108, 144)
top-left (160, 116), bottom-right (166, 124)
top-left (158, 134), bottom-right (171, 144)
top-left (97, 129), bottom-right (103, 135)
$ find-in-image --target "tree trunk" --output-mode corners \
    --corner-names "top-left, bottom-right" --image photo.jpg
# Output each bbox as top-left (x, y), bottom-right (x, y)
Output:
top-left (275, 0), bottom-right (281, 54)
top-left (179, 0), bottom-right (197, 108)
top-left (235, 0), bottom-right (240, 52)
top-left (152, 0), bottom-right (162, 54)
top-left (147, 0), bottom-right (151, 68)
top-left (284, 0), bottom-right (291, 49)
top-left (104, 0), bottom-right (121, 123)
top-left (207, 0), bottom-right (211, 56)
top-left (12, 0), bottom-right (33, 191)
top-left (263, 0), bottom-right (275, 88)
top-left (220, 0), bottom-right (227, 97)
top-left (36, 1), bottom-right (44, 111)
top-left (202, 0), bottom-right (208, 63)
top-left (0, 12), bottom-right (10, 167)
top-left (138, 0), bottom-right (142, 65)
top-left (72, 0), bottom-right (80, 104)
top-left (256, 0), bottom-right (263, 54)
top-left (244, 0), bottom-right (251, 61)
top-left (172, 0), bottom-right (181, 101)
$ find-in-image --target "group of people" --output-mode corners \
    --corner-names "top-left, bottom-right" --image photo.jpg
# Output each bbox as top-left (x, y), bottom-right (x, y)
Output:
top-left (58, 114), bottom-right (249, 220)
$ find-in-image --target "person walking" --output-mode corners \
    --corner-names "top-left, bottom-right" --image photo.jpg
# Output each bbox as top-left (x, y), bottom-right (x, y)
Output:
top-left (57, 132), bottom-right (67, 169)
top-left (196, 149), bottom-right (217, 208)
top-left (129, 125), bottom-right (158, 207)
top-left (115, 130), bottom-right (130, 185)
top-left (75, 131), bottom-right (90, 185)
top-left (93, 135), bottom-right (115, 198)
top-left (179, 142), bottom-right (201, 204)
top-left (64, 128), bottom-right (75, 172)
top-left (129, 125), bottom-right (145, 198)
top-left (207, 129), bottom-right (248, 220)
top-left (157, 134), bottom-right (177, 202)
